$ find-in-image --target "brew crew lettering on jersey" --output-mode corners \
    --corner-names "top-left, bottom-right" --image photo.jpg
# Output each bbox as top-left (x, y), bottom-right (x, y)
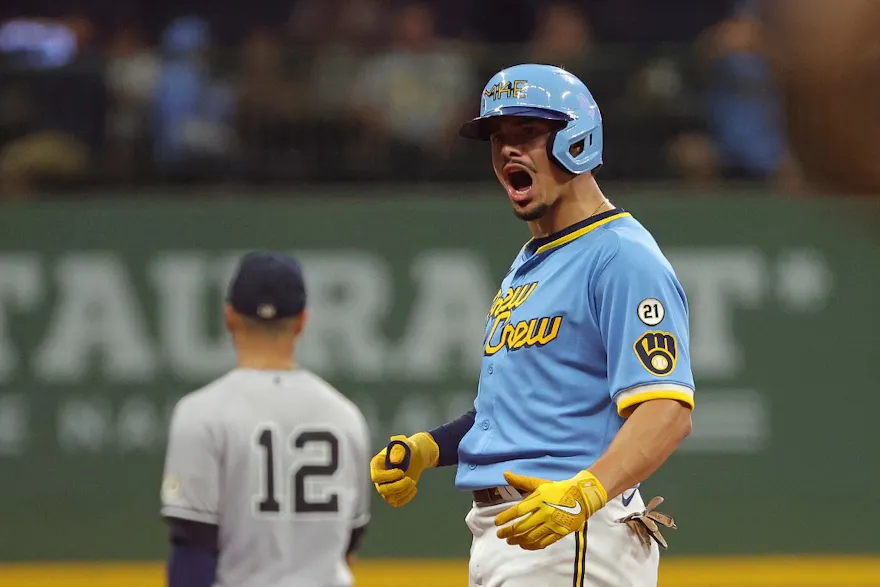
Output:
top-left (455, 209), bottom-right (695, 490)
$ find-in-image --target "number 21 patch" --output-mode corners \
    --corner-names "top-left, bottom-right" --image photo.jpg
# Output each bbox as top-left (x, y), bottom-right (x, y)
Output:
top-left (634, 331), bottom-right (677, 376)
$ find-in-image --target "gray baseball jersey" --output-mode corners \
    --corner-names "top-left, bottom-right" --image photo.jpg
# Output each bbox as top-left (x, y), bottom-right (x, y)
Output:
top-left (160, 368), bottom-right (371, 587)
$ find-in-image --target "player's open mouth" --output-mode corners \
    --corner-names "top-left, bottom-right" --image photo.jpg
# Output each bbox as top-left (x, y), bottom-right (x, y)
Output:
top-left (504, 165), bottom-right (534, 203)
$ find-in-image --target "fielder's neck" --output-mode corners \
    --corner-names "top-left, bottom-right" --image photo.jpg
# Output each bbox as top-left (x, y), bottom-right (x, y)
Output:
top-left (235, 338), bottom-right (298, 371)
top-left (528, 174), bottom-right (611, 239)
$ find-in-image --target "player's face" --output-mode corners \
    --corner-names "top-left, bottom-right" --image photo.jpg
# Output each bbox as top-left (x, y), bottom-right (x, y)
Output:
top-left (489, 117), bottom-right (567, 221)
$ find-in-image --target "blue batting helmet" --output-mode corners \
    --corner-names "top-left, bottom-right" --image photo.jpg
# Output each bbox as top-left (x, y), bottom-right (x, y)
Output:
top-left (459, 64), bottom-right (603, 175)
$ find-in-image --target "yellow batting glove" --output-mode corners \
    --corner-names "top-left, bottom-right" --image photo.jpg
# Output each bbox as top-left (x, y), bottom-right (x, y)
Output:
top-left (494, 470), bottom-right (608, 550)
top-left (370, 432), bottom-right (439, 508)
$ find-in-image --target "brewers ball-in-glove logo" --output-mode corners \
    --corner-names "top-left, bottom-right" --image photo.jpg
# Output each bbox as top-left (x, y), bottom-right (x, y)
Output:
top-left (633, 331), bottom-right (677, 376)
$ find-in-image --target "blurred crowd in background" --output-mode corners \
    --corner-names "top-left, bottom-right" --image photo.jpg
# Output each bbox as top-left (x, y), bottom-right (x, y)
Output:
top-left (0, 0), bottom-right (834, 197)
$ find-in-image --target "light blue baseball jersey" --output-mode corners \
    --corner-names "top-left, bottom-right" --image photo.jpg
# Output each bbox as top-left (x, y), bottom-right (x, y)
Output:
top-left (455, 209), bottom-right (695, 491)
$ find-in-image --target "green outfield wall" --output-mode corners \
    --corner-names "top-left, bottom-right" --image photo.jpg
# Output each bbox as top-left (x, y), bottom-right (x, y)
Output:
top-left (0, 188), bottom-right (877, 560)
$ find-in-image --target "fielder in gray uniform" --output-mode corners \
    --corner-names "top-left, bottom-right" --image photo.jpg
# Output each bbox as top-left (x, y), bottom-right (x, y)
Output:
top-left (160, 251), bottom-right (372, 587)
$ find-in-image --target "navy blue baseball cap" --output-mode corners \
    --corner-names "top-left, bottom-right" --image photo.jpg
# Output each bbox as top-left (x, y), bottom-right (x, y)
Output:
top-left (227, 251), bottom-right (306, 320)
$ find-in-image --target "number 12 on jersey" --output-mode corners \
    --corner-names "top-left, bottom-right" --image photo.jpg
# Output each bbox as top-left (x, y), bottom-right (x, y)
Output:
top-left (253, 424), bottom-right (341, 517)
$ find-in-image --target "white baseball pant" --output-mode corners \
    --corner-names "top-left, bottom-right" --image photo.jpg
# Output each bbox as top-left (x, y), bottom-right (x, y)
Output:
top-left (465, 488), bottom-right (660, 587)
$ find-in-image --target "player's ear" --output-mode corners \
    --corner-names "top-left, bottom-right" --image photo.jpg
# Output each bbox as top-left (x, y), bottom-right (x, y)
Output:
top-left (223, 303), bottom-right (240, 333)
top-left (293, 310), bottom-right (307, 337)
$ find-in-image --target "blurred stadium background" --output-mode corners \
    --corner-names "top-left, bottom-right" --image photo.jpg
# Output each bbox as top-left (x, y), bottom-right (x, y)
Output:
top-left (0, 0), bottom-right (878, 585)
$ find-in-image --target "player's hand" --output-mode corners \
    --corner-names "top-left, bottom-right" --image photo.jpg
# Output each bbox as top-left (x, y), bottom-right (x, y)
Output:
top-left (370, 432), bottom-right (439, 508)
top-left (494, 470), bottom-right (607, 550)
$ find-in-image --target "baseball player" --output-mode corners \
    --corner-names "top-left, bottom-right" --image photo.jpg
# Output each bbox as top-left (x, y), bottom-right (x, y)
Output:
top-left (160, 251), bottom-right (372, 587)
top-left (370, 64), bottom-right (695, 586)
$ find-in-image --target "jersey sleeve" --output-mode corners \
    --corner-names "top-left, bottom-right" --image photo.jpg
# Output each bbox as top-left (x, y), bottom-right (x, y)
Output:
top-left (160, 396), bottom-right (221, 525)
top-left (593, 236), bottom-right (696, 418)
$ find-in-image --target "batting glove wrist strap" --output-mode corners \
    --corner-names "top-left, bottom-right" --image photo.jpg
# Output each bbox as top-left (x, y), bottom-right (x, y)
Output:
top-left (409, 432), bottom-right (440, 468)
top-left (572, 470), bottom-right (608, 513)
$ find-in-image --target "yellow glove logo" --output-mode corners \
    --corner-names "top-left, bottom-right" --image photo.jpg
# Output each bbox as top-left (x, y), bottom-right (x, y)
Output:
top-left (543, 499), bottom-right (582, 516)
top-left (634, 331), bottom-right (677, 376)
top-left (494, 471), bottom-right (607, 550)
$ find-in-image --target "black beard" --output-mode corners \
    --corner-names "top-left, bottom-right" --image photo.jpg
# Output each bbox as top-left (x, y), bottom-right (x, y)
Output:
top-left (514, 202), bottom-right (550, 221)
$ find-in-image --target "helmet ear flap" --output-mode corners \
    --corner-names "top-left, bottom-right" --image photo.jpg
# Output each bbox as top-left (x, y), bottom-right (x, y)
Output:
top-left (551, 123), bottom-right (603, 175)
top-left (545, 128), bottom-right (578, 175)
top-left (545, 130), bottom-right (591, 175)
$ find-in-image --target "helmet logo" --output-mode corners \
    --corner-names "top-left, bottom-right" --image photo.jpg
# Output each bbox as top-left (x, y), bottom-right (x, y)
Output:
top-left (484, 79), bottom-right (528, 102)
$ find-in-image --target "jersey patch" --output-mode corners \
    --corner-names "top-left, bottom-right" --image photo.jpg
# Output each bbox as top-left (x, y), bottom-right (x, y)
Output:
top-left (162, 475), bottom-right (181, 500)
top-left (637, 298), bottom-right (665, 326)
top-left (633, 331), bottom-right (677, 376)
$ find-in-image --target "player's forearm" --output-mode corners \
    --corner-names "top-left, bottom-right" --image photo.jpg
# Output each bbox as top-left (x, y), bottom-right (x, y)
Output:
top-left (427, 408), bottom-right (476, 467)
top-left (586, 399), bottom-right (692, 500)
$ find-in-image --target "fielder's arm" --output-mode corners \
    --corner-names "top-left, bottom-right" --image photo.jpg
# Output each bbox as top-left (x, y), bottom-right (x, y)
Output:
top-left (347, 408), bottom-right (372, 564)
top-left (160, 396), bottom-right (221, 587)
top-left (167, 519), bottom-right (219, 587)
top-left (346, 525), bottom-right (367, 567)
